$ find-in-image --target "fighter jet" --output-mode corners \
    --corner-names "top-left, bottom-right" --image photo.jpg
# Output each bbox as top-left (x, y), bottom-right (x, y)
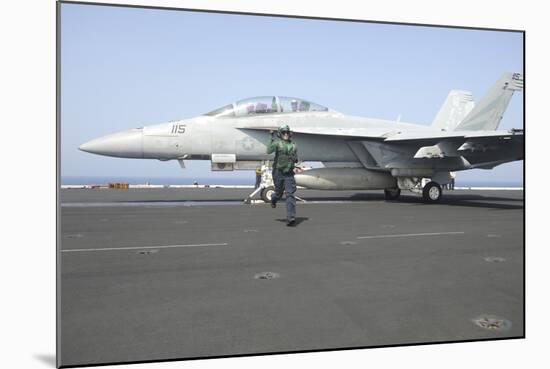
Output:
top-left (79, 72), bottom-right (524, 203)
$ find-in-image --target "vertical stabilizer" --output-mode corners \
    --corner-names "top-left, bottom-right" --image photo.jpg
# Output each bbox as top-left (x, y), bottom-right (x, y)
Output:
top-left (431, 90), bottom-right (475, 131)
top-left (454, 73), bottom-right (523, 131)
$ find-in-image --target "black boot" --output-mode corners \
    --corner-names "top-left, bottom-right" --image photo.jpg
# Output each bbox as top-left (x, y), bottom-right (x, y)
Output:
top-left (286, 217), bottom-right (296, 226)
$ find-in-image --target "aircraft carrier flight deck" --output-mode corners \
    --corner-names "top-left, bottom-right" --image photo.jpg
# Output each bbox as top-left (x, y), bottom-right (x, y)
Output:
top-left (59, 188), bottom-right (524, 366)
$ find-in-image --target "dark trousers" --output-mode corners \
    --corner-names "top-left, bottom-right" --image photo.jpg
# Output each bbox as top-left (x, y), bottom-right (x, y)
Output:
top-left (272, 168), bottom-right (296, 220)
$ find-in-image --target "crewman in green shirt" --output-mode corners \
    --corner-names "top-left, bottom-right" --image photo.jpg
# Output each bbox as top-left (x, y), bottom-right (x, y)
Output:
top-left (267, 124), bottom-right (299, 226)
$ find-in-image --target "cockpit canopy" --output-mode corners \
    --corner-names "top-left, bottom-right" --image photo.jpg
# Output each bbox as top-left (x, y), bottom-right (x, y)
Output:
top-left (204, 96), bottom-right (329, 117)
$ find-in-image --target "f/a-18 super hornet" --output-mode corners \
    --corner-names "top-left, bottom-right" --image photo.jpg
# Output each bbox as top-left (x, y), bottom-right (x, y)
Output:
top-left (79, 72), bottom-right (524, 203)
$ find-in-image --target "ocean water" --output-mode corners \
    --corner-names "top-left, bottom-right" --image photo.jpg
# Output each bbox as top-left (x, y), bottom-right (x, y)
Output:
top-left (62, 176), bottom-right (523, 187)
top-left (62, 176), bottom-right (255, 186)
top-left (455, 180), bottom-right (523, 187)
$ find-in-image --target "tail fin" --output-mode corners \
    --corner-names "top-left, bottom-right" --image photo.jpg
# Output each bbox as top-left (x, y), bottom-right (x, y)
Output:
top-left (431, 90), bottom-right (475, 131)
top-left (454, 72), bottom-right (523, 131)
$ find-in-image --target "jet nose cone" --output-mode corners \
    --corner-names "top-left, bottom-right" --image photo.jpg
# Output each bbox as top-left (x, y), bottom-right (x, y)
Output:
top-left (78, 141), bottom-right (98, 153)
top-left (79, 128), bottom-right (143, 158)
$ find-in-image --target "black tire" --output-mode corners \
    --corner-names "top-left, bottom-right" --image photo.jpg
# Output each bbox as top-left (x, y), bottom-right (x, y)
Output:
top-left (422, 181), bottom-right (442, 203)
top-left (260, 186), bottom-right (275, 203)
top-left (384, 188), bottom-right (401, 200)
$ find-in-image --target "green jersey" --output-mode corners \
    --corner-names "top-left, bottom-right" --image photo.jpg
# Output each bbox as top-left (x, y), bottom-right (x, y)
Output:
top-left (267, 138), bottom-right (298, 173)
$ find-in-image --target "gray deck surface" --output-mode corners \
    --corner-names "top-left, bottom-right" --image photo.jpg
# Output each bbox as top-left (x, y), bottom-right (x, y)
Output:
top-left (59, 188), bottom-right (524, 366)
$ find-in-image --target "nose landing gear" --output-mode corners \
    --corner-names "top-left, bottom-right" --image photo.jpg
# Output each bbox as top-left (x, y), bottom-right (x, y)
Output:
top-left (260, 186), bottom-right (275, 203)
top-left (244, 162), bottom-right (275, 204)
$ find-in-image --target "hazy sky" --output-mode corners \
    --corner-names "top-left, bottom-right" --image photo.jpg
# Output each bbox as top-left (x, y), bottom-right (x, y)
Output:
top-left (61, 3), bottom-right (524, 184)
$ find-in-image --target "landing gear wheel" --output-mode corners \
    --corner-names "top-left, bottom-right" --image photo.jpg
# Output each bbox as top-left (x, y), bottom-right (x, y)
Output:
top-left (384, 188), bottom-right (401, 200)
top-left (422, 181), bottom-right (442, 203)
top-left (260, 186), bottom-right (275, 203)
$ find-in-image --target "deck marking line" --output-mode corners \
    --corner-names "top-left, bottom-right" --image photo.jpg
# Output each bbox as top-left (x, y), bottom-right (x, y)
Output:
top-left (61, 242), bottom-right (229, 253)
top-left (356, 232), bottom-right (465, 240)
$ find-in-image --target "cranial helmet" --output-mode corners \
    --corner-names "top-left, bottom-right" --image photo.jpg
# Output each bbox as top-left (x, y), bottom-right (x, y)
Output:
top-left (278, 124), bottom-right (291, 134)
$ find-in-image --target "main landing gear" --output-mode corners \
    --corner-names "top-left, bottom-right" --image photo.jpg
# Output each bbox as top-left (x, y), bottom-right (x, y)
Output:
top-left (422, 181), bottom-right (442, 203)
top-left (393, 177), bottom-right (444, 203)
top-left (384, 188), bottom-right (401, 200)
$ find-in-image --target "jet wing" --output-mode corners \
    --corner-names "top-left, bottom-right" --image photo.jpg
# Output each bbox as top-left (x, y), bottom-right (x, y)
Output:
top-left (363, 129), bottom-right (523, 170)
top-left (239, 125), bottom-right (397, 139)
top-left (383, 129), bottom-right (523, 143)
top-left (241, 125), bottom-right (523, 171)
top-left (241, 125), bottom-right (523, 143)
